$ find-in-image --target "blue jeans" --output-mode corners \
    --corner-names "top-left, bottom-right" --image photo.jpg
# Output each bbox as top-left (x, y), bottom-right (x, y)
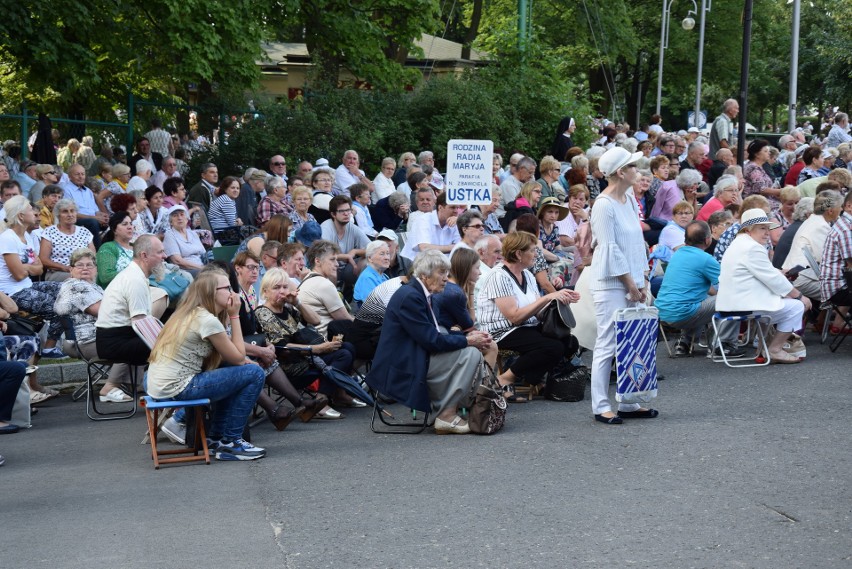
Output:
top-left (175, 364), bottom-right (265, 441)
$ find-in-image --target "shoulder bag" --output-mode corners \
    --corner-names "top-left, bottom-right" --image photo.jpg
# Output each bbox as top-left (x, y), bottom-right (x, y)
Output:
top-left (468, 362), bottom-right (507, 435)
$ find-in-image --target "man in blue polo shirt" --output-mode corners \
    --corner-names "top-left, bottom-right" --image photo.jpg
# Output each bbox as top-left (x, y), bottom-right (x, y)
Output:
top-left (61, 164), bottom-right (109, 247)
top-left (655, 220), bottom-right (742, 357)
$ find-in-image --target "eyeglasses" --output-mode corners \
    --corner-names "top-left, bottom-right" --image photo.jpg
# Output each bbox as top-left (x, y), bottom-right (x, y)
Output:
top-left (73, 263), bottom-right (95, 269)
top-left (334, 209), bottom-right (352, 214)
top-left (272, 161), bottom-right (286, 166)
top-left (242, 265), bottom-right (260, 271)
top-left (216, 285), bottom-right (232, 291)
top-left (467, 223), bottom-right (485, 229)
top-left (46, 171), bottom-right (57, 176)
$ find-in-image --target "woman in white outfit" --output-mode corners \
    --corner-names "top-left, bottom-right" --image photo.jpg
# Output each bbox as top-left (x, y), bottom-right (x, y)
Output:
top-left (589, 147), bottom-right (658, 425)
top-left (716, 208), bottom-right (812, 363)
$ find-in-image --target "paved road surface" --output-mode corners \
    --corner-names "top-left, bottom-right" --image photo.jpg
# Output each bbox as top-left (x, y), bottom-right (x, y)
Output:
top-left (2, 332), bottom-right (850, 568)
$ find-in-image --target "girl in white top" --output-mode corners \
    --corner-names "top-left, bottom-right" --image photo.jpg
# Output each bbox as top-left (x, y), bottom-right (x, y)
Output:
top-left (589, 148), bottom-right (655, 425)
top-left (147, 269), bottom-right (267, 461)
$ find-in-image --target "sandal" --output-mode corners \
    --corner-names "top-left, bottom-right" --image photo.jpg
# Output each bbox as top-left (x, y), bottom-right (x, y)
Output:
top-left (314, 406), bottom-right (346, 420)
top-left (501, 384), bottom-right (527, 403)
top-left (768, 351), bottom-right (802, 364)
top-left (269, 404), bottom-right (299, 431)
top-left (30, 391), bottom-right (55, 405)
top-left (298, 397), bottom-right (326, 423)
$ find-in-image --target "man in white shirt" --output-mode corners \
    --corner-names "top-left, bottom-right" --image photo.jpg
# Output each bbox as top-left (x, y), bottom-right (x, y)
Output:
top-left (826, 113), bottom-right (852, 149)
top-left (407, 185), bottom-right (436, 229)
top-left (333, 150), bottom-right (373, 196)
top-left (401, 192), bottom-right (462, 260)
top-left (95, 235), bottom-right (168, 366)
top-left (473, 234), bottom-right (503, 305)
top-left (150, 156), bottom-right (180, 190)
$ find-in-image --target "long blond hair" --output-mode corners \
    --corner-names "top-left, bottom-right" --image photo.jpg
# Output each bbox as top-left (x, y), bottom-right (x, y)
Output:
top-left (149, 269), bottom-right (229, 370)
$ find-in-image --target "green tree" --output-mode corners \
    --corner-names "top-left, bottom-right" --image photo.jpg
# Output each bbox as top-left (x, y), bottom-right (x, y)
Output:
top-left (0, 1), bottom-right (266, 126)
top-left (266, 0), bottom-right (442, 90)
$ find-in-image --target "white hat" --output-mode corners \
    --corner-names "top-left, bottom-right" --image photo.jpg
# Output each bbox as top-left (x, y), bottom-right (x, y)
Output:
top-left (167, 204), bottom-right (188, 216)
top-left (688, 127), bottom-right (700, 133)
top-left (740, 208), bottom-right (780, 230)
top-left (598, 147), bottom-right (644, 177)
top-left (794, 144), bottom-right (809, 157)
top-left (375, 228), bottom-right (398, 241)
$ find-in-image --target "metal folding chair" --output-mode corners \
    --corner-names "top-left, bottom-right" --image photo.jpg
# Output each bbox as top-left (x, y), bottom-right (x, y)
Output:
top-left (711, 312), bottom-right (770, 367)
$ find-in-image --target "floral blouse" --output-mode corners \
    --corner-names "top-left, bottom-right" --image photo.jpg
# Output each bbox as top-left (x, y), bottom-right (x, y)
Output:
top-left (254, 305), bottom-right (312, 377)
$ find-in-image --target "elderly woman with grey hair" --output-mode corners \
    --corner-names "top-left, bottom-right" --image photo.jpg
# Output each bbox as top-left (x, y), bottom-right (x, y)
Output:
top-left (371, 190), bottom-right (410, 233)
top-left (782, 190), bottom-right (844, 298)
top-left (39, 198), bottom-right (96, 281)
top-left (772, 197), bottom-right (814, 269)
top-left (697, 174), bottom-right (741, 222)
top-left (366, 250), bottom-right (492, 435)
top-left (649, 168), bottom-right (703, 222)
top-left (353, 239), bottom-right (391, 305)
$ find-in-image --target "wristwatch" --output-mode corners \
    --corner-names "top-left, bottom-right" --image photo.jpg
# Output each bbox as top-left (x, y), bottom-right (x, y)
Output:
top-left (793, 292), bottom-right (802, 300)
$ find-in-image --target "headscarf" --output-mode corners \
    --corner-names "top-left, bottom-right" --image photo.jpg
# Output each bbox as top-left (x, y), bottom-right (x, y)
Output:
top-left (551, 117), bottom-right (576, 161)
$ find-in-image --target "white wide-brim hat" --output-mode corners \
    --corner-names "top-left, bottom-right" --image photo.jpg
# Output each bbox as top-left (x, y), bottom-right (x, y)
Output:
top-left (599, 147), bottom-right (644, 177)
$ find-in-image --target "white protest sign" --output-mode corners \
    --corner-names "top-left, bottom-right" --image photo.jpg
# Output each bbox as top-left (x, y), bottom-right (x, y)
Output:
top-left (445, 139), bottom-right (493, 205)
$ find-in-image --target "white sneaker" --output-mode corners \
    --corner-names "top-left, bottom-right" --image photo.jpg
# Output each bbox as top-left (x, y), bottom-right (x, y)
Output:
top-left (161, 417), bottom-right (187, 445)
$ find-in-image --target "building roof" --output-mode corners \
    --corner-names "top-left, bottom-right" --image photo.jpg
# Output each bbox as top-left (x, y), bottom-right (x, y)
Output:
top-left (259, 34), bottom-right (487, 67)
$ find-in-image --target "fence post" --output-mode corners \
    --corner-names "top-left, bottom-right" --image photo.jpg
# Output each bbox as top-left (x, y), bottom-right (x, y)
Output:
top-left (127, 91), bottom-right (135, 152)
top-left (20, 101), bottom-right (28, 160)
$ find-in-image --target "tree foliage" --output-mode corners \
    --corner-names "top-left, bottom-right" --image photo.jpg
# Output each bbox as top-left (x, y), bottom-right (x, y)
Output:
top-left (265, 0), bottom-right (442, 90)
top-left (183, 47), bottom-right (593, 186)
top-left (0, 0), bottom-right (265, 120)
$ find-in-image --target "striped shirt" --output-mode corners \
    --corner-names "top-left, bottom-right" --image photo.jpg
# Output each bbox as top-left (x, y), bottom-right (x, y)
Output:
top-left (208, 194), bottom-right (238, 230)
top-left (820, 212), bottom-right (852, 302)
top-left (476, 265), bottom-right (539, 342)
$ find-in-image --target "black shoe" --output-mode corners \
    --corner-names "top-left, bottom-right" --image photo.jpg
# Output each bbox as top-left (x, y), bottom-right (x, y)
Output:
top-left (673, 340), bottom-right (691, 357)
top-left (713, 343), bottom-right (746, 359)
top-left (594, 414), bottom-right (623, 425)
top-left (617, 408), bottom-right (659, 419)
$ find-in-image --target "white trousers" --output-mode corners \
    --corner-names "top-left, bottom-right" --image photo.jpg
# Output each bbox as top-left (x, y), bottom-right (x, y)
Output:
top-left (757, 298), bottom-right (805, 333)
top-left (590, 288), bottom-right (641, 415)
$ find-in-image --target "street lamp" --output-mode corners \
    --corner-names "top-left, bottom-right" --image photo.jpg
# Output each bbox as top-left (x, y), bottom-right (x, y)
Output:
top-left (686, 0), bottom-right (712, 128)
top-left (655, 0), bottom-right (698, 116)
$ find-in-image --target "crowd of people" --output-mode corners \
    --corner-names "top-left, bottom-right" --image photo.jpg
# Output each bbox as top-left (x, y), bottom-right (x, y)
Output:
top-left (0, 105), bottom-right (851, 465)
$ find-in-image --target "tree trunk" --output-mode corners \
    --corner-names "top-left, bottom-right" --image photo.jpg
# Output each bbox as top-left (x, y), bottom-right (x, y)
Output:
top-left (461, 0), bottom-right (484, 60)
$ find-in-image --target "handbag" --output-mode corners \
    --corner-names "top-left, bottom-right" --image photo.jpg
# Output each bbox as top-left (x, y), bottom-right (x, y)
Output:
top-left (539, 299), bottom-right (576, 341)
top-left (544, 361), bottom-right (589, 402)
top-left (5, 314), bottom-right (44, 337)
top-left (292, 325), bottom-right (325, 345)
top-left (468, 362), bottom-right (507, 435)
top-left (149, 270), bottom-right (192, 303)
top-left (244, 334), bottom-right (267, 347)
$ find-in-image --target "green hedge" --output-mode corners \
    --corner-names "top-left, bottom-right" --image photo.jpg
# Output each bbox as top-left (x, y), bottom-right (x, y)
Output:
top-left (185, 55), bottom-right (594, 186)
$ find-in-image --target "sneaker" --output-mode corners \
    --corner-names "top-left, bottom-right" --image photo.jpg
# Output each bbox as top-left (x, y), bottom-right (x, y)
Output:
top-left (712, 343), bottom-right (747, 359)
top-left (206, 438), bottom-right (223, 455)
top-left (783, 338), bottom-right (807, 358)
top-left (672, 340), bottom-right (691, 357)
top-left (41, 347), bottom-right (69, 360)
top-left (161, 417), bottom-right (187, 445)
top-left (215, 438), bottom-right (266, 461)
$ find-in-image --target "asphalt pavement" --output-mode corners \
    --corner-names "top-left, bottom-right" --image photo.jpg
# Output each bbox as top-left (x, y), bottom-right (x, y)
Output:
top-left (1, 331), bottom-right (851, 569)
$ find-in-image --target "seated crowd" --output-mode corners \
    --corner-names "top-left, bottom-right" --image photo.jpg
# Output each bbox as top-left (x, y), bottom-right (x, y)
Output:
top-left (0, 109), bottom-right (851, 465)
